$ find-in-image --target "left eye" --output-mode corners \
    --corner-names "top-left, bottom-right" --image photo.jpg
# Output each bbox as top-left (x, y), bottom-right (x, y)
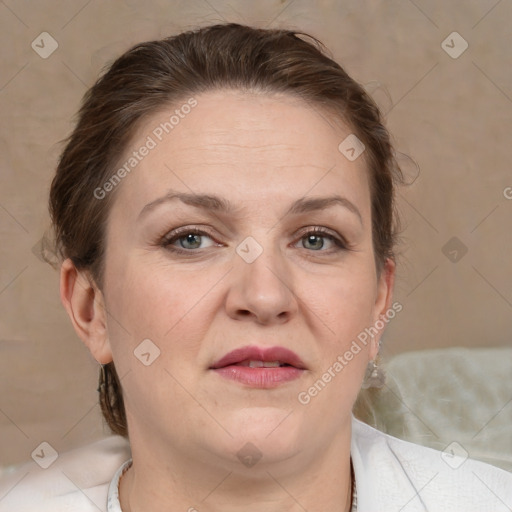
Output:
top-left (295, 229), bottom-right (346, 251)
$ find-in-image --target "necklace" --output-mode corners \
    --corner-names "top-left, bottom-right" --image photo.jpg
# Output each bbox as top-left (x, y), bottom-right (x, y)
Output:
top-left (116, 458), bottom-right (358, 511)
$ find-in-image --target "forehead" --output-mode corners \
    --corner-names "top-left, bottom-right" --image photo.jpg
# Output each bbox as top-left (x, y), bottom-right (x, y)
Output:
top-left (111, 90), bottom-right (371, 218)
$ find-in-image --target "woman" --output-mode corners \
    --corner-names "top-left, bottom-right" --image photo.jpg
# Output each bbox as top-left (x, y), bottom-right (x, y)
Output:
top-left (1, 22), bottom-right (511, 512)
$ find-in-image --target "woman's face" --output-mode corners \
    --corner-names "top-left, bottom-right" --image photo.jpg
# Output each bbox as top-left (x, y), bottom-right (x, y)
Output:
top-left (100, 90), bottom-right (393, 469)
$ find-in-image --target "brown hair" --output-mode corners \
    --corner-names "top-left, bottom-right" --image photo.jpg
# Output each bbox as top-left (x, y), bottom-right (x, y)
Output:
top-left (50, 22), bottom-right (403, 437)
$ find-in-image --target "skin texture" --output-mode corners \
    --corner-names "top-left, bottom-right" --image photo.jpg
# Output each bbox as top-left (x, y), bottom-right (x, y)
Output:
top-left (60, 90), bottom-right (395, 512)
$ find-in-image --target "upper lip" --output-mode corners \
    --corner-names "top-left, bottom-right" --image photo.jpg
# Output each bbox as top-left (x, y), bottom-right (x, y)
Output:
top-left (210, 345), bottom-right (306, 370)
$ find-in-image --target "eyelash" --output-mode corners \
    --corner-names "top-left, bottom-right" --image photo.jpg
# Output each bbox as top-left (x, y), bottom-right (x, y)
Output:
top-left (159, 225), bottom-right (348, 256)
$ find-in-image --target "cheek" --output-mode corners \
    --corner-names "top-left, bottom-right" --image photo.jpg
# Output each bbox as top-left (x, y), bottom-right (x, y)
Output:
top-left (101, 257), bottom-right (227, 435)
top-left (306, 265), bottom-right (378, 344)
top-left (297, 269), bottom-right (377, 411)
top-left (103, 255), bottom-right (222, 362)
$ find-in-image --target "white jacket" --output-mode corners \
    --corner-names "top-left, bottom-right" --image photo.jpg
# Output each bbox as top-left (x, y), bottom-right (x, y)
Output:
top-left (0, 416), bottom-right (511, 511)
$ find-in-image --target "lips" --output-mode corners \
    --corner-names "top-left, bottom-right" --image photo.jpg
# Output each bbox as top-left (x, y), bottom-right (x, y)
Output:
top-left (210, 345), bottom-right (306, 370)
top-left (210, 345), bottom-right (306, 388)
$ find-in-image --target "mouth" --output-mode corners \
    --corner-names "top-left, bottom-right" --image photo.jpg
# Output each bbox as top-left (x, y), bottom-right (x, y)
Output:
top-left (210, 345), bottom-right (306, 370)
top-left (231, 360), bottom-right (294, 368)
top-left (209, 346), bottom-right (306, 388)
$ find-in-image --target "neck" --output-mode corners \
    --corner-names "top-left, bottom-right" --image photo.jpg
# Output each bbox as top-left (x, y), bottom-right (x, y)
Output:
top-left (119, 425), bottom-right (353, 512)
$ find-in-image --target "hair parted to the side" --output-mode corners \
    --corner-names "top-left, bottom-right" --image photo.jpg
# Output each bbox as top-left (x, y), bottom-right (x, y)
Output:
top-left (49, 22), bottom-right (403, 438)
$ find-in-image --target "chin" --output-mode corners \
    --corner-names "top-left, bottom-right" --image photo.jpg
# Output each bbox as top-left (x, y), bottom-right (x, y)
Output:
top-left (219, 406), bottom-right (303, 458)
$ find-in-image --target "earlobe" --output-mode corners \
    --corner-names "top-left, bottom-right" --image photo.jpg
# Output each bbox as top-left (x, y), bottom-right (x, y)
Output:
top-left (370, 258), bottom-right (396, 359)
top-left (60, 258), bottom-right (113, 364)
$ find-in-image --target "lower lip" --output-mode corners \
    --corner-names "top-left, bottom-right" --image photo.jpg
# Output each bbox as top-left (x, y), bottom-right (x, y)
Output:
top-left (211, 366), bottom-right (304, 388)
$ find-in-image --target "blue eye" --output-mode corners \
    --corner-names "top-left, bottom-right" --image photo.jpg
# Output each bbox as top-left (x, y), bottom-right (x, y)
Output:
top-left (160, 226), bottom-right (347, 256)
top-left (297, 228), bottom-right (347, 251)
top-left (302, 234), bottom-right (327, 250)
top-left (162, 229), bottom-right (216, 252)
top-left (176, 233), bottom-right (204, 250)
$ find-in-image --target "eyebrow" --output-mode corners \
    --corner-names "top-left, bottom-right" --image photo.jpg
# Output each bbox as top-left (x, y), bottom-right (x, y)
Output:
top-left (138, 190), bottom-right (363, 225)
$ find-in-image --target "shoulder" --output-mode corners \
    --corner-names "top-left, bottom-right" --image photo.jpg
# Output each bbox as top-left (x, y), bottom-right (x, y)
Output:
top-left (351, 416), bottom-right (512, 511)
top-left (0, 436), bottom-right (131, 512)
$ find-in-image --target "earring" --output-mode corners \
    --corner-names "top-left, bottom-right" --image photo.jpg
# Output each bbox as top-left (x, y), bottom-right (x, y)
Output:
top-left (361, 360), bottom-right (386, 389)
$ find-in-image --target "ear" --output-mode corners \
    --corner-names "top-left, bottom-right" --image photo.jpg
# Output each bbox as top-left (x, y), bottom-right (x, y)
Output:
top-left (369, 258), bottom-right (396, 360)
top-left (60, 258), bottom-right (113, 364)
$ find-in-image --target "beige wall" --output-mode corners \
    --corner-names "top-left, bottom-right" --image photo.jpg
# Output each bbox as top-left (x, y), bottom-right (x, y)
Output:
top-left (1, 0), bottom-right (511, 467)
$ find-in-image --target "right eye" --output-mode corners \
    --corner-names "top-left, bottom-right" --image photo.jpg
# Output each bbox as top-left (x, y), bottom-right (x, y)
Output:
top-left (162, 228), bottom-right (219, 253)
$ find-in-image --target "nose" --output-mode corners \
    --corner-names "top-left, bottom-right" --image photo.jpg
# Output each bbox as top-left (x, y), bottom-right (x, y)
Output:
top-left (225, 239), bottom-right (298, 325)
